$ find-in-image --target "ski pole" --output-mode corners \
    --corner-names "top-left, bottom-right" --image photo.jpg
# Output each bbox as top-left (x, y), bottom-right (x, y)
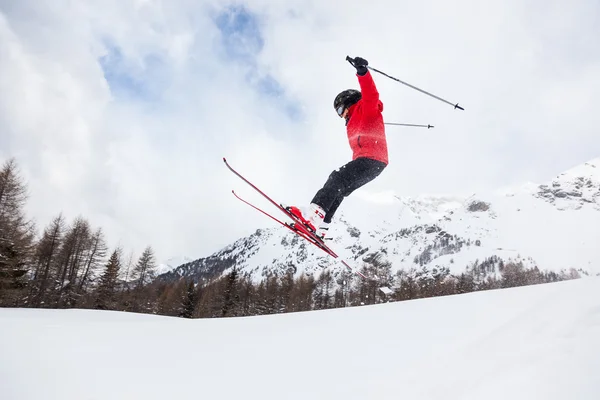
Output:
top-left (384, 122), bottom-right (434, 129)
top-left (346, 56), bottom-right (464, 111)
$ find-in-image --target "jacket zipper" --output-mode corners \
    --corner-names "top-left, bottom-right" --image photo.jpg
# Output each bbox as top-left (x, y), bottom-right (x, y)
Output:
top-left (357, 135), bottom-right (362, 148)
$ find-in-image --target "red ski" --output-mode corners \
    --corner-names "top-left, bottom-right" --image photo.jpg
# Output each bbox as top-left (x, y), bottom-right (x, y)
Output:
top-left (223, 157), bottom-right (370, 280)
top-left (230, 189), bottom-right (335, 257)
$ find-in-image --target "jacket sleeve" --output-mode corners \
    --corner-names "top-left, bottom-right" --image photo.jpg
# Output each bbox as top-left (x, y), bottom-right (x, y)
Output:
top-left (357, 70), bottom-right (380, 112)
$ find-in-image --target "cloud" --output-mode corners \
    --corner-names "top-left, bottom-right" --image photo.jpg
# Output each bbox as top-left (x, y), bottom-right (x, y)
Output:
top-left (212, 4), bottom-right (303, 120)
top-left (1, 0), bottom-right (599, 263)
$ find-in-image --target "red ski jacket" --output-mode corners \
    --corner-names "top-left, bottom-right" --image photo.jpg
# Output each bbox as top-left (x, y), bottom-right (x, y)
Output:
top-left (345, 70), bottom-right (388, 165)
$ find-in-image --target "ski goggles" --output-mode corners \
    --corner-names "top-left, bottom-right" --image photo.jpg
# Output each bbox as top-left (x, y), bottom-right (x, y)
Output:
top-left (336, 105), bottom-right (345, 117)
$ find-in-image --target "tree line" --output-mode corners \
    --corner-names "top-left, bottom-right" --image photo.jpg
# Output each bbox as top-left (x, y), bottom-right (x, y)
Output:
top-left (143, 253), bottom-right (582, 319)
top-left (0, 158), bottom-right (158, 312)
top-left (0, 157), bottom-right (584, 319)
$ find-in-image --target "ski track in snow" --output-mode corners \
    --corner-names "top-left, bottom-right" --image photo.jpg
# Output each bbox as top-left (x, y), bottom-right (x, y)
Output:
top-left (1, 277), bottom-right (599, 399)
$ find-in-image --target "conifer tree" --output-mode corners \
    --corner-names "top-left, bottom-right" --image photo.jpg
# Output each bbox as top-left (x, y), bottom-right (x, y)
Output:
top-left (356, 260), bottom-right (393, 305)
top-left (77, 228), bottom-right (107, 295)
top-left (263, 274), bottom-right (280, 314)
top-left (455, 272), bottom-right (475, 294)
top-left (290, 273), bottom-right (314, 312)
top-left (333, 287), bottom-right (345, 308)
top-left (95, 249), bottom-right (122, 310)
top-left (0, 158), bottom-right (35, 306)
top-left (127, 246), bottom-right (157, 312)
top-left (279, 271), bottom-right (295, 312)
top-left (54, 217), bottom-right (92, 306)
top-left (179, 280), bottom-right (198, 318)
top-left (238, 276), bottom-right (257, 316)
top-left (394, 270), bottom-right (418, 301)
top-left (221, 267), bottom-right (240, 317)
top-left (29, 214), bottom-right (65, 306)
top-left (253, 280), bottom-right (269, 315)
top-left (156, 281), bottom-right (179, 316)
top-left (131, 246), bottom-right (157, 290)
top-left (314, 269), bottom-right (334, 310)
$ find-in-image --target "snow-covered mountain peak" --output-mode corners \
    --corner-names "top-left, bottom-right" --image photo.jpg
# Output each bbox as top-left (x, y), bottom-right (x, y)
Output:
top-left (156, 256), bottom-right (194, 275)
top-left (160, 157), bottom-right (600, 285)
top-left (398, 195), bottom-right (465, 219)
top-left (535, 157), bottom-right (600, 210)
top-left (351, 190), bottom-right (468, 230)
top-left (557, 157), bottom-right (600, 181)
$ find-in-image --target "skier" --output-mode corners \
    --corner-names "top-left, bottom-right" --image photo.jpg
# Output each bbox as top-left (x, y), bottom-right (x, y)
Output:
top-left (289, 56), bottom-right (388, 238)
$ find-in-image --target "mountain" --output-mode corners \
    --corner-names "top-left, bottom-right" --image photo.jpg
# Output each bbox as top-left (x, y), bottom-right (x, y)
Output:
top-left (159, 158), bottom-right (600, 285)
top-left (155, 256), bottom-right (194, 275)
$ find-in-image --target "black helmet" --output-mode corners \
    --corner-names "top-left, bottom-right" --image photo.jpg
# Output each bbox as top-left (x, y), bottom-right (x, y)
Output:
top-left (334, 89), bottom-right (361, 116)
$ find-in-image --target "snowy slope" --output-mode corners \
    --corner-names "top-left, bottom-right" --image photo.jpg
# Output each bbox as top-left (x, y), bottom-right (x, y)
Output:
top-left (155, 256), bottom-right (193, 275)
top-left (163, 158), bottom-right (600, 284)
top-left (1, 277), bottom-right (599, 399)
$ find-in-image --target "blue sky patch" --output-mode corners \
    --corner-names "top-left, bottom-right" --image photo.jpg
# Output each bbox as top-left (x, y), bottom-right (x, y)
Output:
top-left (99, 40), bottom-right (167, 103)
top-left (99, 44), bottom-right (145, 97)
top-left (214, 5), bottom-right (303, 121)
top-left (255, 74), bottom-right (283, 97)
top-left (214, 5), bottom-right (264, 62)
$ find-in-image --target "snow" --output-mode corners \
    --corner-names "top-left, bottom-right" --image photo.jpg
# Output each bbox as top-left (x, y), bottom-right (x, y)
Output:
top-left (1, 277), bottom-right (599, 399)
top-left (155, 255), bottom-right (193, 275)
top-left (558, 157), bottom-right (599, 181)
top-left (379, 286), bottom-right (393, 295)
top-left (193, 157), bottom-right (600, 284)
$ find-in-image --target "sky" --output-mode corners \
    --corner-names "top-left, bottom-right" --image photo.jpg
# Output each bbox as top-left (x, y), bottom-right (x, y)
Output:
top-left (1, 0), bottom-right (599, 263)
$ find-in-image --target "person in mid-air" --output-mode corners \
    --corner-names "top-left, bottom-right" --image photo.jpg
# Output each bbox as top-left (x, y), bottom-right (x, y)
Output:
top-left (289, 56), bottom-right (388, 239)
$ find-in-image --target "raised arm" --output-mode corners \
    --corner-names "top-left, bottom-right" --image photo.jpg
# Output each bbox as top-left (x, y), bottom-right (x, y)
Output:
top-left (357, 70), bottom-right (379, 110)
top-left (348, 56), bottom-right (380, 112)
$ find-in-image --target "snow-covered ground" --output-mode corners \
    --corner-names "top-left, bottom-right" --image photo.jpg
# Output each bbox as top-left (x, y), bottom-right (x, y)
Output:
top-left (2, 277), bottom-right (599, 399)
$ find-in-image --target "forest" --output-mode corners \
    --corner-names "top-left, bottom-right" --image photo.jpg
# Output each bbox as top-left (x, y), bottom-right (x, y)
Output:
top-left (0, 158), bottom-right (582, 318)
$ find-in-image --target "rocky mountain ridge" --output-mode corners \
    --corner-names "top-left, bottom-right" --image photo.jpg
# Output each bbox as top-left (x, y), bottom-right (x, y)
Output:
top-left (158, 158), bottom-right (600, 285)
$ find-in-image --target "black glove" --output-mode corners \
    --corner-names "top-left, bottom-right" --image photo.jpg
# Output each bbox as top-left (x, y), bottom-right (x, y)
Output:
top-left (348, 56), bottom-right (368, 76)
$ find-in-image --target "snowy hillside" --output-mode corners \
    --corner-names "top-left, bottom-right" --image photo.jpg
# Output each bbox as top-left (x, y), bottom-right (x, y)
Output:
top-left (155, 256), bottom-right (193, 275)
top-left (2, 277), bottom-right (599, 399)
top-left (162, 158), bottom-right (600, 284)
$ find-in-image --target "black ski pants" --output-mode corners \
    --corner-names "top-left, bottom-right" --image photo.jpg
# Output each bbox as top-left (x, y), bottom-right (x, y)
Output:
top-left (311, 157), bottom-right (387, 223)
